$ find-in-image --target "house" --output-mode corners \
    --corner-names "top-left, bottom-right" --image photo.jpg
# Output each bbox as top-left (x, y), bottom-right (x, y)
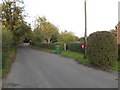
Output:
top-left (115, 22), bottom-right (120, 44)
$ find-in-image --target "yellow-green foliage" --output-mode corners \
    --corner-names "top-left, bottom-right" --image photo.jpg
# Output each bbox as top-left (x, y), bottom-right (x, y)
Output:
top-left (58, 30), bottom-right (78, 44)
top-left (2, 28), bottom-right (14, 52)
top-left (2, 28), bottom-right (15, 70)
top-left (34, 17), bottom-right (59, 43)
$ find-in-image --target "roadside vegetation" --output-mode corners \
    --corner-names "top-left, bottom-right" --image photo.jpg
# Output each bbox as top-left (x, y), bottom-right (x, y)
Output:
top-left (2, 48), bottom-right (17, 77)
top-left (87, 31), bottom-right (118, 69)
top-left (30, 17), bottom-right (119, 71)
top-left (1, 0), bottom-right (119, 79)
top-left (1, 0), bottom-right (32, 77)
top-left (0, 22), bottom-right (2, 78)
top-left (0, 70), bottom-right (1, 78)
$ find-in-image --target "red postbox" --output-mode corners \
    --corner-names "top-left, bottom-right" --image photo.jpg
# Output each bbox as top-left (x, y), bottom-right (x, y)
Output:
top-left (82, 42), bottom-right (85, 49)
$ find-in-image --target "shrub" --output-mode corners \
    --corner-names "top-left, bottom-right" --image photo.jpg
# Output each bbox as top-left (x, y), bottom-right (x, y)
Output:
top-left (118, 44), bottom-right (120, 61)
top-left (2, 29), bottom-right (14, 52)
top-left (68, 42), bottom-right (84, 54)
top-left (87, 31), bottom-right (118, 69)
top-left (32, 42), bottom-right (54, 49)
top-left (2, 29), bottom-right (15, 69)
top-left (54, 42), bottom-right (64, 50)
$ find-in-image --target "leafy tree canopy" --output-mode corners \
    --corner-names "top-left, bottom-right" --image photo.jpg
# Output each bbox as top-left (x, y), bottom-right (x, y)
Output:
top-left (58, 30), bottom-right (78, 44)
top-left (34, 16), bottom-right (59, 43)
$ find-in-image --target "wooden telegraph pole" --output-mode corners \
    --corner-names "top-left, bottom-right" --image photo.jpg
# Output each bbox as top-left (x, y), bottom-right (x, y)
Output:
top-left (84, 0), bottom-right (87, 58)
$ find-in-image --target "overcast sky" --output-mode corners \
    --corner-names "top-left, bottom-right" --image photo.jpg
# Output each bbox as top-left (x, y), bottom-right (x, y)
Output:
top-left (1, 0), bottom-right (119, 37)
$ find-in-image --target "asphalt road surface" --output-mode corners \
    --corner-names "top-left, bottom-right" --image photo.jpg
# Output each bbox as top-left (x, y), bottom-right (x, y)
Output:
top-left (3, 45), bottom-right (118, 88)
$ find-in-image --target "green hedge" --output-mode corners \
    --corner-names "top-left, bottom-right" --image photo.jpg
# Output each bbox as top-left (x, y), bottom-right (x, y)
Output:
top-left (118, 44), bottom-right (120, 61)
top-left (68, 42), bottom-right (84, 53)
top-left (2, 30), bottom-right (14, 52)
top-left (54, 42), bottom-right (64, 50)
top-left (2, 29), bottom-right (15, 70)
top-left (87, 31), bottom-right (118, 69)
top-left (31, 42), bottom-right (54, 49)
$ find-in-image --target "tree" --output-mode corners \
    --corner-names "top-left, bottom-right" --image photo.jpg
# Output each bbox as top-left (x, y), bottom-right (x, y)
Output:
top-left (1, 0), bottom-right (31, 44)
top-left (34, 28), bottom-right (44, 42)
top-left (34, 17), bottom-right (47, 42)
top-left (43, 22), bottom-right (59, 43)
top-left (58, 30), bottom-right (78, 50)
top-left (2, 0), bottom-right (24, 31)
top-left (34, 16), bottom-right (59, 43)
top-left (12, 22), bottom-right (31, 43)
top-left (51, 31), bottom-right (59, 43)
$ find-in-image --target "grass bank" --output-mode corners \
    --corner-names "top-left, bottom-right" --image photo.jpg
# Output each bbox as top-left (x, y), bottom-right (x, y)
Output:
top-left (2, 48), bottom-right (17, 78)
top-left (30, 45), bottom-right (120, 71)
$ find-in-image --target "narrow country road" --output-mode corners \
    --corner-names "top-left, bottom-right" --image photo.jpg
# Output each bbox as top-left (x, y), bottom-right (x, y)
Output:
top-left (3, 45), bottom-right (118, 88)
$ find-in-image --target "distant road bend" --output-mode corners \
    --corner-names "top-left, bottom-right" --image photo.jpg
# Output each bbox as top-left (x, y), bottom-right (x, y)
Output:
top-left (3, 45), bottom-right (118, 88)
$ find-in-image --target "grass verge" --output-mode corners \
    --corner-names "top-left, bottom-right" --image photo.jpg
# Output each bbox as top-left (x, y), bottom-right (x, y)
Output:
top-left (61, 51), bottom-right (90, 65)
top-left (111, 61), bottom-right (120, 71)
top-left (2, 48), bottom-right (17, 78)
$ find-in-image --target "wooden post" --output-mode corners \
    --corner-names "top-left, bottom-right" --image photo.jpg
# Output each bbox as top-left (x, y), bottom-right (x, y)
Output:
top-left (84, 0), bottom-right (87, 58)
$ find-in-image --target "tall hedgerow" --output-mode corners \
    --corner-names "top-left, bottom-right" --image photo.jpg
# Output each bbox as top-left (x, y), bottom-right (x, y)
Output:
top-left (68, 42), bottom-right (84, 54)
top-left (87, 31), bottom-right (118, 69)
top-left (2, 29), bottom-right (14, 52)
top-left (2, 28), bottom-right (15, 69)
top-left (32, 42), bottom-right (54, 49)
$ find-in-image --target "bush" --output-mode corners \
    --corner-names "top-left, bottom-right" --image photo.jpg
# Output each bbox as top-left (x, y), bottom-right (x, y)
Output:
top-left (2, 29), bottom-right (14, 52)
top-left (118, 44), bottom-right (120, 61)
top-left (54, 42), bottom-right (64, 50)
top-left (2, 29), bottom-right (15, 70)
top-left (32, 42), bottom-right (54, 49)
top-left (68, 42), bottom-right (84, 53)
top-left (87, 31), bottom-right (118, 69)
